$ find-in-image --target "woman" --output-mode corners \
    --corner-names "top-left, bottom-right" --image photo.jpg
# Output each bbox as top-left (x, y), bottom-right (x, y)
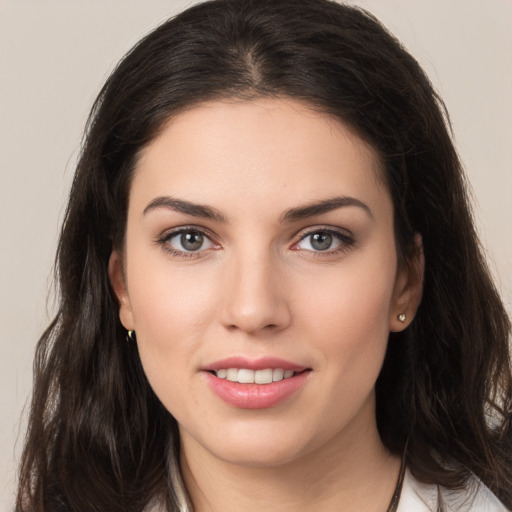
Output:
top-left (16, 0), bottom-right (512, 511)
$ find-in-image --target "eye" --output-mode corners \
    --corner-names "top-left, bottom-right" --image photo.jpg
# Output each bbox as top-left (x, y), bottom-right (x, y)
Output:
top-left (163, 228), bottom-right (216, 254)
top-left (294, 229), bottom-right (353, 253)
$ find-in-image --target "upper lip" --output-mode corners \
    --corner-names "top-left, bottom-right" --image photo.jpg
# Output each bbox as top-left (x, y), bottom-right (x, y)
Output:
top-left (202, 356), bottom-right (308, 372)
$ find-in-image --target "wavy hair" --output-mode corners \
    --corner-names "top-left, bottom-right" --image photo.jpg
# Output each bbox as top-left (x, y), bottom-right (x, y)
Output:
top-left (17, 0), bottom-right (511, 510)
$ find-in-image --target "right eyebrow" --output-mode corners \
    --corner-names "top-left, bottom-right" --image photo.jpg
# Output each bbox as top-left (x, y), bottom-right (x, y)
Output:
top-left (142, 196), bottom-right (228, 223)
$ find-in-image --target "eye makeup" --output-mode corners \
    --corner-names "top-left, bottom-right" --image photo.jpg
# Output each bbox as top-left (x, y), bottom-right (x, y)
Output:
top-left (154, 223), bottom-right (356, 261)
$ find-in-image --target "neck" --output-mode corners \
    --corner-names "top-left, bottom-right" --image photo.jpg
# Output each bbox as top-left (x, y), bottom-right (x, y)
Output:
top-left (179, 401), bottom-right (401, 512)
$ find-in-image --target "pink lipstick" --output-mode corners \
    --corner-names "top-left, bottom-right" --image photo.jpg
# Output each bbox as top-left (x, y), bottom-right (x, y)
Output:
top-left (202, 356), bottom-right (311, 409)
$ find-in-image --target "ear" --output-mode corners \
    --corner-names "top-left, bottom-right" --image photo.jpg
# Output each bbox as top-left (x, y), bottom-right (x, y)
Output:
top-left (389, 234), bottom-right (424, 332)
top-left (108, 250), bottom-right (135, 331)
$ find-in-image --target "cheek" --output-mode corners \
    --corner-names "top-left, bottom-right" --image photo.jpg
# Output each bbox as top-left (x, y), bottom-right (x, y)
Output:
top-left (124, 258), bottom-right (220, 400)
top-left (298, 260), bottom-right (396, 370)
top-left (128, 253), bottom-right (219, 333)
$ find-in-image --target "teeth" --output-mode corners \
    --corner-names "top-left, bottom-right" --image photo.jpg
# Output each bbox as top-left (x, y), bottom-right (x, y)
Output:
top-left (238, 369), bottom-right (255, 383)
top-left (226, 368), bottom-right (238, 381)
top-left (215, 368), bottom-right (298, 384)
top-left (272, 368), bottom-right (284, 381)
top-left (255, 369), bottom-right (273, 384)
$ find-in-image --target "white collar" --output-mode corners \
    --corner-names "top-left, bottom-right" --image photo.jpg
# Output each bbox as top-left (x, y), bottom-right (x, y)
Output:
top-left (148, 463), bottom-right (508, 511)
top-left (397, 468), bottom-right (507, 512)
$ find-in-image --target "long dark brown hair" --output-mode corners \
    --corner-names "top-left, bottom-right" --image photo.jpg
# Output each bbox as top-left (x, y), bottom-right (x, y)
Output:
top-left (17, 0), bottom-right (512, 510)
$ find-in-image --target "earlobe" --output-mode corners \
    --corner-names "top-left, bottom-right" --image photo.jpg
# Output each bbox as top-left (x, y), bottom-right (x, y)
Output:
top-left (108, 251), bottom-right (135, 330)
top-left (389, 234), bottom-right (424, 332)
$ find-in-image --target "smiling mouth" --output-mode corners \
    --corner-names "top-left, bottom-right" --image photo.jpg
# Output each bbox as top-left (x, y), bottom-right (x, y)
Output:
top-left (211, 368), bottom-right (309, 384)
top-left (204, 364), bottom-right (311, 408)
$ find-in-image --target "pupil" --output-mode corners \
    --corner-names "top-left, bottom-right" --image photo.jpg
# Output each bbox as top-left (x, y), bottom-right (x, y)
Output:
top-left (181, 231), bottom-right (203, 251)
top-left (311, 232), bottom-right (332, 251)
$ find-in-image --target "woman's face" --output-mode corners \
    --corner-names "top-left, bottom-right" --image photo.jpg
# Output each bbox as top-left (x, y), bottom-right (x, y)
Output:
top-left (111, 98), bottom-right (420, 467)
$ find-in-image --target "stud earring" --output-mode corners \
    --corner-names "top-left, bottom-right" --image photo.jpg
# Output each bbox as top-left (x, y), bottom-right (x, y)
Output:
top-left (126, 330), bottom-right (136, 342)
top-left (397, 313), bottom-right (406, 323)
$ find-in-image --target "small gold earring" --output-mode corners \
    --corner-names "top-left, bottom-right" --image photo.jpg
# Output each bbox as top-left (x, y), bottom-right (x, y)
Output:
top-left (126, 330), bottom-right (135, 342)
top-left (397, 313), bottom-right (406, 323)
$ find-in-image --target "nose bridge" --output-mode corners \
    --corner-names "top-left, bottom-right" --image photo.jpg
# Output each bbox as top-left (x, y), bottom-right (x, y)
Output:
top-left (220, 245), bottom-right (290, 334)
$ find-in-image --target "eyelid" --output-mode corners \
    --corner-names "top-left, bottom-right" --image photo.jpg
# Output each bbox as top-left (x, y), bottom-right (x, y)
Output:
top-left (158, 224), bottom-right (218, 240)
top-left (155, 224), bottom-right (355, 258)
top-left (294, 225), bottom-right (353, 242)
top-left (156, 225), bottom-right (221, 257)
top-left (290, 225), bottom-right (355, 253)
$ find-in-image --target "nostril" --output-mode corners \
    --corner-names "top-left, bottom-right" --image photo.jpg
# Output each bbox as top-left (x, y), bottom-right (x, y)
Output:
top-left (224, 322), bottom-right (279, 332)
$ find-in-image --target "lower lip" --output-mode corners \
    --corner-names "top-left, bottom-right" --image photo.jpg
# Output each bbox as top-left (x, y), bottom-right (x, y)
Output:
top-left (204, 371), bottom-right (310, 409)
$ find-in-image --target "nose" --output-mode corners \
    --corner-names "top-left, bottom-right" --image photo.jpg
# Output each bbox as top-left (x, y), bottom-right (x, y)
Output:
top-left (219, 250), bottom-right (292, 335)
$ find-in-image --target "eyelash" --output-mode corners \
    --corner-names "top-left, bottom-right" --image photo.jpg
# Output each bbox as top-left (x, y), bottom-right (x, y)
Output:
top-left (155, 226), bottom-right (219, 259)
top-left (155, 226), bottom-right (355, 259)
top-left (292, 227), bottom-right (355, 257)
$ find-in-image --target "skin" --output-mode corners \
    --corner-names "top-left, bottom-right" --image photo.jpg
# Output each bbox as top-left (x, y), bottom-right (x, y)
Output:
top-left (110, 98), bottom-right (423, 511)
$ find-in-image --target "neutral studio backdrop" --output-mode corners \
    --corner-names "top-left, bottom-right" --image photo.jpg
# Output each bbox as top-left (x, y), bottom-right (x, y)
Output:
top-left (1, 0), bottom-right (511, 509)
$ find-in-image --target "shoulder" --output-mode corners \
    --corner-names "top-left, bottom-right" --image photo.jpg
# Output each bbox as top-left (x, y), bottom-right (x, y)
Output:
top-left (397, 468), bottom-right (509, 512)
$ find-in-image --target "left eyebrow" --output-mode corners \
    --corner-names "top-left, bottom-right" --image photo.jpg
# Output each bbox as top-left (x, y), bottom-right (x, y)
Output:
top-left (280, 196), bottom-right (373, 223)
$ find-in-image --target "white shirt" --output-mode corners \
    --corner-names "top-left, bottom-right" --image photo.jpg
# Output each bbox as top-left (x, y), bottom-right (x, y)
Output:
top-left (397, 468), bottom-right (509, 511)
top-left (150, 463), bottom-right (509, 512)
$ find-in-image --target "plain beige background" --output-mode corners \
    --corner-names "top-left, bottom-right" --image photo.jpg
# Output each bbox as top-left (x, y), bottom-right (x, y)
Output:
top-left (1, 0), bottom-right (511, 509)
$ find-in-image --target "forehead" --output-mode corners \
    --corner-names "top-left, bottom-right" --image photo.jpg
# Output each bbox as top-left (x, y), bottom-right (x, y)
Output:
top-left (132, 98), bottom-right (389, 216)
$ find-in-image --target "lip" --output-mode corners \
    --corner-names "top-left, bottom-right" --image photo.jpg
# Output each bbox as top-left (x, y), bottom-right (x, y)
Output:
top-left (202, 356), bottom-right (307, 372)
top-left (202, 356), bottom-right (311, 409)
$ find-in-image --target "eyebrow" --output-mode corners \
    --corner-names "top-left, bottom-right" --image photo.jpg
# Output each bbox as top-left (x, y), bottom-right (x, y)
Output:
top-left (143, 195), bottom-right (372, 223)
top-left (143, 196), bottom-right (228, 223)
top-left (280, 196), bottom-right (373, 222)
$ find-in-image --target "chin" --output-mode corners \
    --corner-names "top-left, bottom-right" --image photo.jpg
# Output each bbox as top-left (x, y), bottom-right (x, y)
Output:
top-left (213, 441), bottom-right (308, 468)
top-left (181, 418), bottom-right (321, 468)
